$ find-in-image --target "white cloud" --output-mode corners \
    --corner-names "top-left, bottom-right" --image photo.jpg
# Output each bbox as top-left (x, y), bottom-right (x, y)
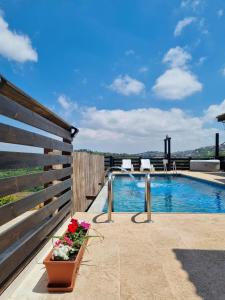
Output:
top-left (152, 68), bottom-right (202, 100)
top-left (57, 95), bottom-right (78, 111)
top-left (181, 0), bottom-right (202, 10)
top-left (217, 9), bottom-right (224, 17)
top-left (109, 75), bottom-right (145, 96)
top-left (125, 49), bottom-right (135, 56)
top-left (198, 18), bottom-right (208, 35)
top-left (78, 127), bottom-right (124, 142)
top-left (174, 17), bottom-right (196, 36)
top-left (153, 47), bottom-right (202, 100)
top-left (0, 13), bottom-right (37, 63)
top-left (138, 66), bottom-right (149, 73)
top-left (74, 102), bottom-right (223, 153)
top-left (163, 47), bottom-right (191, 68)
top-left (197, 56), bottom-right (207, 65)
top-left (204, 99), bottom-right (225, 122)
top-left (221, 67), bottom-right (225, 77)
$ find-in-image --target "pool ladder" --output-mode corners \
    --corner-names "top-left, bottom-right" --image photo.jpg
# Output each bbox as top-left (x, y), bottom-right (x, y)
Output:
top-left (107, 173), bottom-right (152, 222)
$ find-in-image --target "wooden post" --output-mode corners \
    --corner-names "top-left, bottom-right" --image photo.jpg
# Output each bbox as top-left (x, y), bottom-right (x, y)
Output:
top-left (43, 148), bottom-right (53, 206)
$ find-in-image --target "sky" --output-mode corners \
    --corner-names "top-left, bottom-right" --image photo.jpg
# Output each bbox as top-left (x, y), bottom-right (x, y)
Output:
top-left (1, 0), bottom-right (225, 153)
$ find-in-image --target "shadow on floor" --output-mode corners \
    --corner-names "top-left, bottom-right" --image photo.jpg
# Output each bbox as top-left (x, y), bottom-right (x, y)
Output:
top-left (32, 271), bottom-right (49, 294)
top-left (131, 212), bottom-right (152, 224)
top-left (92, 212), bottom-right (109, 224)
top-left (32, 262), bottom-right (94, 294)
top-left (173, 249), bottom-right (225, 300)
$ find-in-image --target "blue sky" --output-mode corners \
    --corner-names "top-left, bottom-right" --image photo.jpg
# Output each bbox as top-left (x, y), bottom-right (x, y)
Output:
top-left (1, 0), bottom-right (225, 153)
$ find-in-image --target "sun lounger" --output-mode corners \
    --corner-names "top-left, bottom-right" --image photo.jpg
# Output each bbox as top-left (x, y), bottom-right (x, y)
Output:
top-left (140, 159), bottom-right (155, 172)
top-left (121, 159), bottom-right (134, 171)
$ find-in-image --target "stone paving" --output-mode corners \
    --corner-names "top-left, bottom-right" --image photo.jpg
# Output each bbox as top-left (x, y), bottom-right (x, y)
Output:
top-left (3, 211), bottom-right (225, 300)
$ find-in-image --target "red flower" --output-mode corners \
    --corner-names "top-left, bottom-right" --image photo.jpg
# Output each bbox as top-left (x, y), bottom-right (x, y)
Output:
top-left (71, 218), bottom-right (78, 225)
top-left (68, 222), bottom-right (78, 233)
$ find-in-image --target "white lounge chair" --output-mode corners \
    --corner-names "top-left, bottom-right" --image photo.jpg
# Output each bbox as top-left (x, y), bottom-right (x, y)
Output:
top-left (140, 159), bottom-right (155, 172)
top-left (121, 159), bottom-right (134, 171)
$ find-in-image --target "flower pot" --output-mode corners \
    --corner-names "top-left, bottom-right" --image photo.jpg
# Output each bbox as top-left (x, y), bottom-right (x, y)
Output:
top-left (43, 237), bottom-right (88, 292)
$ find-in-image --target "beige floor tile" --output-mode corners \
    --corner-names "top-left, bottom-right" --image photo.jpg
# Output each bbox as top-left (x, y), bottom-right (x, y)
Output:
top-left (4, 212), bottom-right (225, 300)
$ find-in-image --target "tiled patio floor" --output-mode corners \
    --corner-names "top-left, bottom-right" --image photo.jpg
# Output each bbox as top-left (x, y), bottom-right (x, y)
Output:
top-left (3, 211), bottom-right (225, 300)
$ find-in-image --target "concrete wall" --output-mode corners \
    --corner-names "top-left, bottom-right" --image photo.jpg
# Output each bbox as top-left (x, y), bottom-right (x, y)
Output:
top-left (190, 160), bottom-right (220, 172)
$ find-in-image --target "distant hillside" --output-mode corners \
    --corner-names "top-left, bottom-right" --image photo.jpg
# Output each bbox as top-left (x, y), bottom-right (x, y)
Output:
top-left (173, 144), bottom-right (225, 158)
top-left (76, 144), bottom-right (225, 158)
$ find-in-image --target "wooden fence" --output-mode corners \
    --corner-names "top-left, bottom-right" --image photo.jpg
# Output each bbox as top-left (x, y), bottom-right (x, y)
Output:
top-left (0, 76), bottom-right (77, 291)
top-left (73, 152), bottom-right (105, 211)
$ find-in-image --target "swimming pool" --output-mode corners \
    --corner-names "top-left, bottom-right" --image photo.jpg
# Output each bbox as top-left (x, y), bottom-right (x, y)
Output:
top-left (102, 174), bottom-right (225, 213)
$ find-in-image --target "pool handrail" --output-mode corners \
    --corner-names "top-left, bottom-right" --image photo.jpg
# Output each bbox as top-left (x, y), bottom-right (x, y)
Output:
top-left (107, 172), bottom-right (152, 222)
top-left (107, 172), bottom-right (113, 222)
top-left (145, 173), bottom-right (152, 222)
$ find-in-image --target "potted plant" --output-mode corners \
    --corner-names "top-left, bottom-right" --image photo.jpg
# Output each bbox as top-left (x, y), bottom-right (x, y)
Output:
top-left (43, 218), bottom-right (91, 292)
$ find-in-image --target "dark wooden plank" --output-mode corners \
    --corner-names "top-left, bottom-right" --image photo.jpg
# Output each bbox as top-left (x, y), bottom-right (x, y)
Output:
top-left (217, 113), bottom-right (225, 122)
top-left (0, 190), bottom-right (72, 253)
top-left (0, 178), bottom-right (72, 225)
top-left (0, 201), bottom-right (71, 285)
top-left (62, 138), bottom-right (73, 178)
top-left (0, 123), bottom-right (73, 152)
top-left (0, 94), bottom-right (72, 141)
top-left (0, 167), bottom-right (72, 197)
top-left (0, 151), bottom-right (72, 169)
top-left (0, 75), bottom-right (72, 131)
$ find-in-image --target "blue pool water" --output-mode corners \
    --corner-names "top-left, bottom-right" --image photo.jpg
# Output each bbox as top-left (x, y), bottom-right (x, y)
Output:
top-left (103, 175), bottom-right (225, 213)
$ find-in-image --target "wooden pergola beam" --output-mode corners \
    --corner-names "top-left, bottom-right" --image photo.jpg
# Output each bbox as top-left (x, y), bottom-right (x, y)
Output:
top-left (217, 113), bottom-right (225, 122)
top-left (0, 75), bottom-right (74, 131)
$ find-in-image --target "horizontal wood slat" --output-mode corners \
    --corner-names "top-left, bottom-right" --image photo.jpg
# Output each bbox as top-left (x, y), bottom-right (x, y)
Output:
top-left (0, 151), bottom-right (72, 169)
top-left (0, 190), bottom-right (72, 253)
top-left (0, 76), bottom-right (76, 289)
top-left (0, 76), bottom-right (72, 131)
top-left (0, 178), bottom-right (72, 226)
top-left (0, 167), bottom-right (72, 197)
top-left (0, 95), bottom-right (72, 141)
top-left (0, 123), bottom-right (73, 152)
top-left (0, 201), bottom-right (71, 285)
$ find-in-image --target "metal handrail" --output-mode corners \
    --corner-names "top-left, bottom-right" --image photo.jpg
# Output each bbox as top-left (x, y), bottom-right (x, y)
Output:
top-left (107, 173), bottom-right (113, 222)
top-left (145, 173), bottom-right (152, 222)
top-left (107, 172), bottom-right (152, 223)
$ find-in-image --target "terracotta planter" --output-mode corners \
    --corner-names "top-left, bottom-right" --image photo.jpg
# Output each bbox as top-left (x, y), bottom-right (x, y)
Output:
top-left (43, 236), bottom-right (88, 292)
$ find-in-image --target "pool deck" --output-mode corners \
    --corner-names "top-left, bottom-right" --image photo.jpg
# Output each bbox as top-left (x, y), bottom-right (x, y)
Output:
top-left (182, 170), bottom-right (225, 184)
top-left (3, 171), bottom-right (225, 300)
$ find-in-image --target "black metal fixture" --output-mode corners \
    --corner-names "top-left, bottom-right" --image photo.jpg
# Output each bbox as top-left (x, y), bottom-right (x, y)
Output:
top-left (164, 135), bottom-right (171, 170)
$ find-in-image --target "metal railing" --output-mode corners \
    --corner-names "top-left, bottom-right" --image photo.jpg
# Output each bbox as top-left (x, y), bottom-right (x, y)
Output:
top-left (107, 173), bottom-right (113, 222)
top-left (107, 172), bottom-right (152, 222)
top-left (145, 173), bottom-right (152, 222)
